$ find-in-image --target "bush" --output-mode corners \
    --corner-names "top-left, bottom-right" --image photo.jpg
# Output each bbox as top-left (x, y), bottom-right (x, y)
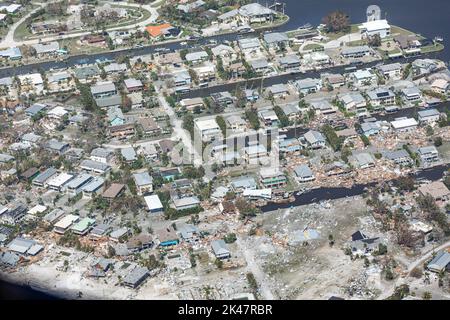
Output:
top-left (224, 233), bottom-right (237, 244)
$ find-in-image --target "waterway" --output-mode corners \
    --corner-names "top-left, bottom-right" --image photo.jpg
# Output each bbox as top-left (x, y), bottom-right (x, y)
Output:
top-left (0, 0), bottom-right (449, 78)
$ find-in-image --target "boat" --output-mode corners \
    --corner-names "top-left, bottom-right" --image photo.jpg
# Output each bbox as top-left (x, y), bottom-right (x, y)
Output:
top-left (434, 36), bottom-right (444, 43)
top-left (180, 41), bottom-right (187, 46)
top-left (298, 23), bottom-right (313, 30)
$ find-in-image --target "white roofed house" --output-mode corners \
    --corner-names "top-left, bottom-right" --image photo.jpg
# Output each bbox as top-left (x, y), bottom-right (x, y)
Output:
top-left (193, 62), bottom-right (216, 84)
top-left (258, 109), bottom-right (279, 128)
top-left (367, 87), bottom-right (395, 106)
top-left (236, 3), bottom-right (277, 24)
top-left (376, 63), bottom-right (403, 80)
top-left (259, 167), bottom-right (287, 189)
top-left (263, 32), bottom-right (289, 50)
top-left (121, 147), bottom-right (137, 163)
top-left (66, 174), bottom-right (93, 196)
top-left (47, 106), bottom-right (69, 120)
top-left (18, 73), bottom-right (44, 96)
top-left (124, 78), bottom-right (143, 93)
top-left (418, 109), bottom-right (440, 124)
top-left (32, 41), bottom-right (60, 56)
top-left (418, 146), bottom-right (439, 164)
top-left (303, 52), bottom-right (331, 66)
top-left (103, 63), bottom-right (127, 74)
top-left (211, 239), bottom-right (230, 259)
top-left (341, 45), bottom-right (371, 58)
top-left (194, 118), bottom-right (222, 142)
top-left (133, 172), bottom-right (153, 195)
top-left (179, 97), bottom-right (204, 113)
top-left (401, 87), bottom-right (422, 104)
top-left (54, 214), bottom-right (79, 234)
top-left (278, 54), bottom-right (301, 72)
top-left (390, 117), bottom-right (418, 132)
top-left (431, 79), bottom-right (449, 95)
top-left (352, 69), bottom-right (377, 87)
top-left (249, 58), bottom-right (270, 75)
top-left (185, 51), bottom-right (208, 65)
top-left (339, 92), bottom-right (367, 111)
top-left (304, 130), bottom-right (326, 149)
top-left (90, 147), bottom-right (115, 164)
top-left (46, 172), bottom-right (74, 191)
top-left (211, 44), bottom-right (236, 59)
top-left (294, 78), bottom-right (322, 95)
top-left (359, 19), bottom-right (391, 39)
top-left (144, 195), bottom-right (163, 214)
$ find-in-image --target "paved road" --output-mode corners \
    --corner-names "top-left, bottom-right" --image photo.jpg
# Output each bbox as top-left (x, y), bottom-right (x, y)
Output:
top-left (0, 3), bottom-right (46, 48)
top-left (0, 1), bottom-right (159, 49)
top-left (377, 241), bottom-right (450, 300)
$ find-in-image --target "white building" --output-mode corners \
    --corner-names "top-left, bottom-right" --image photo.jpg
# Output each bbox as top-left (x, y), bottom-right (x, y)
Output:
top-left (194, 118), bottom-right (222, 142)
top-left (359, 19), bottom-right (391, 38)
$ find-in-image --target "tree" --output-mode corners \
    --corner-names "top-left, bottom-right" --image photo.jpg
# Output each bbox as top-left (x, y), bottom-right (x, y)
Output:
top-left (368, 34), bottom-right (381, 47)
top-left (322, 11), bottom-right (350, 33)
top-left (273, 105), bottom-right (290, 128)
top-left (422, 292), bottom-right (432, 300)
top-left (216, 115), bottom-right (227, 136)
top-left (182, 113), bottom-right (195, 139)
top-left (245, 108), bottom-right (260, 130)
top-left (434, 136), bottom-right (443, 147)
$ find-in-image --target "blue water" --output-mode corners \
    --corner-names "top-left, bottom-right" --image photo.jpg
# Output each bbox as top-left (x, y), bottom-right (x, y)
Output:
top-left (279, 0), bottom-right (450, 61)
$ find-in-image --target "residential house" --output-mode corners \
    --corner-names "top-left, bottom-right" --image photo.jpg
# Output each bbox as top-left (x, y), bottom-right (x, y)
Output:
top-left (263, 32), bottom-right (289, 50)
top-left (431, 79), bottom-right (449, 94)
top-left (144, 195), bottom-right (163, 213)
top-left (249, 58), bottom-right (270, 75)
top-left (339, 92), bottom-right (367, 111)
top-left (390, 117), bottom-right (418, 132)
top-left (194, 118), bottom-right (222, 142)
top-left (259, 167), bottom-right (287, 189)
top-left (418, 146), bottom-right (439, 163)
top-left (133, 172), bottom-right (153, 195)
top-left (107, 106), bottom-right (125, 126)
top-left (82, 177), bottom-right (105, 198)
top-left (294, 78), bottom-right (322, 95)
top-left (304, 130), bottom-right (326, 149)
top-left (172, 197), bottom-right (200, 211)
top-left (359, 19), bottom-right (391, 38)
top-left (383, 149), bottom-right (412, 166)
top-left (80, 159), bottom-right (111, 175)
top-left (294, 164), bottom-right (315, 182)
top-left (402, 87), bottom-right (422, 104)
top-left (418, 109), bottom-right (440, 124)
top-left (258, 109), bottom-right (279, 127)
top-left (341, 45), bottom-right (371, 58)
top-left (90, 147), bottom-right (115, 164)
top-left (377, 63), bottom-right (402, 80)
top-left (278, 54), bottom-right (301, 72)
top-left (367, 88), bottom-right (395, 106)
top-left (211, 239), bottom-right (230, 259)
top-left (418, 181), bottom-right (450, 202)
top-left (352, 69), bottom-right (377, 86)
top-left (102, 183), bottom-right (125, 200)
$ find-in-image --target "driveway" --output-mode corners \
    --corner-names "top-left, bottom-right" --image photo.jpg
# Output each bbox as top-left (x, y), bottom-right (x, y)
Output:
top-left (0, 1), bottom-right (160, 48)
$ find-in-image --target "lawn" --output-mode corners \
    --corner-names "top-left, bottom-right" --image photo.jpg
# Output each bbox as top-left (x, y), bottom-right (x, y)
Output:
top-left (303, 43), bottom-right (324, 51)
top-left (324, 24), bottom-right (360, 41)
top-left (421, 43), bottom-right (444, 54)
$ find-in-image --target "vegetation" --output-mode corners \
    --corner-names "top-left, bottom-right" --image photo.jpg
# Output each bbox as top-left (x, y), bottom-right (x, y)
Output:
top-left (321, 124), bottom-right (343, 151)
top-left (224, 233), bottom-right (237, 244)
top-left (216, 115), bottom-right (227, 136)
top-left (245, 108), bottom-right (260, 130)
top-left (322, 11), bottom-right (350, 33)
top-left (273, 105), bottom-right (290, 128)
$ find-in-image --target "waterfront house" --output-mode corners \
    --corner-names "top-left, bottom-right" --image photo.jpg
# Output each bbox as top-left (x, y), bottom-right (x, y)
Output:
top-left (418, 109), bottom-right (440, 124)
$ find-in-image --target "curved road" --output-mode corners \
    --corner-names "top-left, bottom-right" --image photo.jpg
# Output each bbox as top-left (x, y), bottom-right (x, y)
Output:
top-left (0, 1), bottom-right (159, 49)
top-left (378, 241), bottom-right (450, 300)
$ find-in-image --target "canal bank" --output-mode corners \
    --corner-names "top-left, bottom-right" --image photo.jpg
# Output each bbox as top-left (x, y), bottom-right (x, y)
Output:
top-left (0, 0), bottom-right (448, 78)
top-left (261, 163), bottom-right (450, 212)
